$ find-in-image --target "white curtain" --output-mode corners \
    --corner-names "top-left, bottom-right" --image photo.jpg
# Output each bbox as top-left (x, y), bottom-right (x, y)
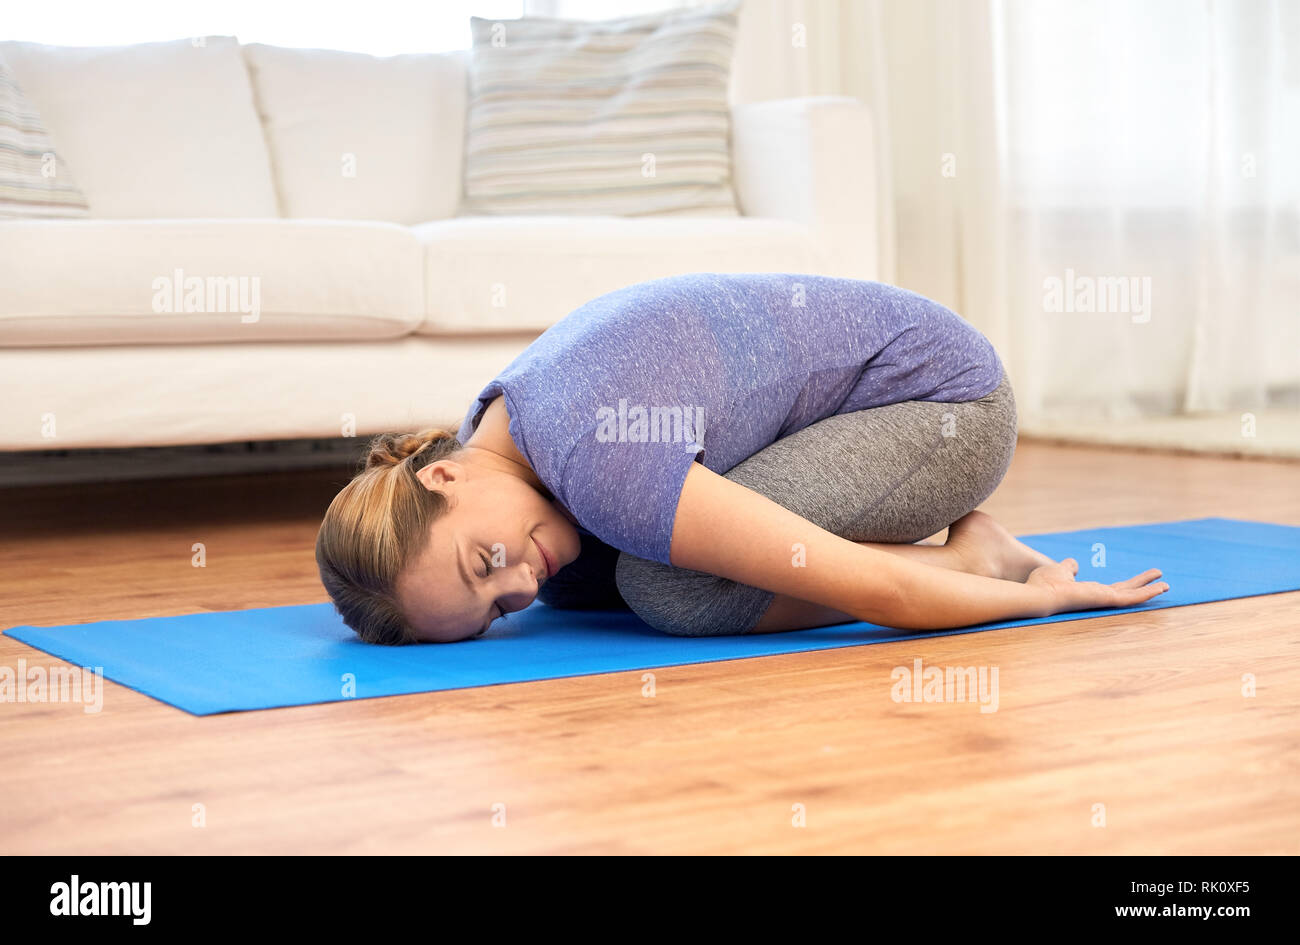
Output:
top-left (531, 0), bottom-right (1300, 428)
top-left (725, 0), bottom-right (897, 283)
top-left (987, 0), bottom-right (1300, 421)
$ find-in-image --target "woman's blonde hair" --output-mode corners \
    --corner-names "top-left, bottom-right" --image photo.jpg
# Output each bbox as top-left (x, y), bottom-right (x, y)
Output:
top-left (316, 428), bottom-right (464, 645)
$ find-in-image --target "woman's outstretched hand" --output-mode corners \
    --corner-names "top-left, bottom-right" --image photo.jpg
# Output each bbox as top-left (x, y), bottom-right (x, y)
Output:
top-left (1027, 558), bottom-right (1169, 616)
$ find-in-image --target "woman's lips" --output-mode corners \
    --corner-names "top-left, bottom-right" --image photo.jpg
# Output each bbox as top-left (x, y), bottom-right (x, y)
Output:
top-left (534, 537), bottom-right (555, 581)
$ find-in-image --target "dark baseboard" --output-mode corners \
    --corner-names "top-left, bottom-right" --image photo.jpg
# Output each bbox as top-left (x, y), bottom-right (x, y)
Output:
top-left (0, 437), bottom-right (371, 488)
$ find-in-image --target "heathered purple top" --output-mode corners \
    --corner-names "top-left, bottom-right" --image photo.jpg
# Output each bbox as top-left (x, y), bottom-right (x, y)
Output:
top-left (455, 273), bottom-right (1003, 566)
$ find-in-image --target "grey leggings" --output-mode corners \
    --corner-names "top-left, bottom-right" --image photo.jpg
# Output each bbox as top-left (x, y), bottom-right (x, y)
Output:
top-left (540, 371), bottom-right (1018, 636)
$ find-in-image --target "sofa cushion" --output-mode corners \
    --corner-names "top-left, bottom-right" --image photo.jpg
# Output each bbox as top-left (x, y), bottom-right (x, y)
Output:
top-left (0, 335), bottom-right (539, 449)
top-left (461, 1), bottom-right (741, 217)
top-left (0, 37), bottom-right (277, 218)
top-left (0, 220), bottom-right (423, 346)
top-left (413, 215), bottom-right (816, 334)
top-left (242, 44), bottom-right (466, 223)
top-left (0, 56), bottom-right (89, 218)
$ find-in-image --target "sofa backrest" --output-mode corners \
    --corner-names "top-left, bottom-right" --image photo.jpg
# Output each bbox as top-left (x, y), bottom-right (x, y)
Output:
top-left (240, 44), bottom-right (467, 224)
top-left (0, 37), bottom-right (279, 218)
top-left (0, 38), bottom-right (469, 224)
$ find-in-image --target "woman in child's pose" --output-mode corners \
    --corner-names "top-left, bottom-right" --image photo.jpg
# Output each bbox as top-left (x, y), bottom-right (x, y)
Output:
top-left (316, 273), bottom-right (1166, 644)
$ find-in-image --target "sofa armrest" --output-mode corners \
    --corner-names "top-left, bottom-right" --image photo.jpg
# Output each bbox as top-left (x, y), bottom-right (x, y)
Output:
top-left (731, 96), bottom-right (879, 280)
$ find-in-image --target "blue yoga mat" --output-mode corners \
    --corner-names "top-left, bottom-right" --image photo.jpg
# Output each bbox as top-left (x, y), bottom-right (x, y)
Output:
top-left (5, 517), bottom-right (1298, 716)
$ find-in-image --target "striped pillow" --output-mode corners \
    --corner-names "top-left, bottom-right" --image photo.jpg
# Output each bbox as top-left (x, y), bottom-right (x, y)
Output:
top-left (463, 0), bottom-right (741, 217)
top-left (0, 56), bottom-right (89, 218)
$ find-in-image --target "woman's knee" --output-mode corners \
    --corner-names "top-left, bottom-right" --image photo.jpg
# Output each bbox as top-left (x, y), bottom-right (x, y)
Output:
top-left (884, 385), bottom-right (1017, 537)
top-left (963, 375), bottom-right (1018, 505)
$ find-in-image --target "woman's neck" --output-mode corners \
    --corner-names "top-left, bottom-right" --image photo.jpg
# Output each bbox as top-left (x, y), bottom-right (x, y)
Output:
top-left (462, 396), bottom-right (551, 498)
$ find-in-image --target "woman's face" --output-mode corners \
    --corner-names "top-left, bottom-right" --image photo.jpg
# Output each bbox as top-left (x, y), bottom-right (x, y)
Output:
top-left (396, 457), bottom-right (580, 643)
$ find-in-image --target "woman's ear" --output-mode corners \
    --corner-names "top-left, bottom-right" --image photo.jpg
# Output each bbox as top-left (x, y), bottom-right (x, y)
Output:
top-left (415, 459), bottom-right (463, 491)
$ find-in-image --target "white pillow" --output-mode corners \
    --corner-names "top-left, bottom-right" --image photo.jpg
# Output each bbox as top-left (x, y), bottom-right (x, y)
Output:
top-left (0, 37), bottom-right (278, 218)
top-left (241, 44), bottom-right (466, 224)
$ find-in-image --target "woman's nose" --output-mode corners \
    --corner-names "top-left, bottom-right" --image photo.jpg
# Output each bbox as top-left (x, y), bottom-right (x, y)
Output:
top-left (508, 561), bottom-right (541, 600)
top-left (520, 556), bottom-right (543, 587)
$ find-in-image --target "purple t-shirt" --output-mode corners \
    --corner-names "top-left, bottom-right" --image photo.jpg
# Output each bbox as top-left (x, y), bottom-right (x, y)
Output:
top-left (456, 273), bottom-right (1003, 566)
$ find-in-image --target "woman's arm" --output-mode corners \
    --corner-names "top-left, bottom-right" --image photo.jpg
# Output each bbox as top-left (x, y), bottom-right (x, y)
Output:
top-left (670, 463), bottom-right (1167, 631)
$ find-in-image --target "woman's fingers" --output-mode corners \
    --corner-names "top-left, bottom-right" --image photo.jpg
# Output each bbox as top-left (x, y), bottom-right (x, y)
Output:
top-left (1107, 567), bottom-right (1169, 605)
top-left (1108, 575), bottom-right (1170, 605)
top-left (1120, 581), bottom-right (1170, 604)
top-left (1051, 571), bottom-right (1171, 615)
top-left (1039, 560), bottom-right (1170, 612)
top-left (1113, 568), bottom-right (1163, 589)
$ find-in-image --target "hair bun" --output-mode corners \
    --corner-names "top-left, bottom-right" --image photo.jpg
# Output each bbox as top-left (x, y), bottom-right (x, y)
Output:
top-left (365, 428), bottom-right (458, 470)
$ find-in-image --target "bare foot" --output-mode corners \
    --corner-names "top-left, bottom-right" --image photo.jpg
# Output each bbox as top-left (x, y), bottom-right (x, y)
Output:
top-left (944, 510), bottom-right (1056, 582)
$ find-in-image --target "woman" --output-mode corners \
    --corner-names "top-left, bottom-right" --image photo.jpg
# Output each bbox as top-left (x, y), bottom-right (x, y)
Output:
top-left (316, 273), bottom-right (1167, 645)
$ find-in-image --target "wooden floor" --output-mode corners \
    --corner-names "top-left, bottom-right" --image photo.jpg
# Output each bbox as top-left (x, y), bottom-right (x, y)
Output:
top-left (1, 439), bottom-right (1297, 854)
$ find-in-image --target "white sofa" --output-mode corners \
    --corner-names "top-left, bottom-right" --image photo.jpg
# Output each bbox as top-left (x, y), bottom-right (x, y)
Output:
top-left (0, 36), bottom-right (880, 451)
